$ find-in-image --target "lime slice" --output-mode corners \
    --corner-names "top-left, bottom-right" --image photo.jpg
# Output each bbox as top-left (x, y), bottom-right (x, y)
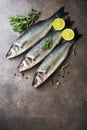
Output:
top-left (52, 18), bottom-right (65, 30)
top-left (62, 28), bottom-right (75, 41)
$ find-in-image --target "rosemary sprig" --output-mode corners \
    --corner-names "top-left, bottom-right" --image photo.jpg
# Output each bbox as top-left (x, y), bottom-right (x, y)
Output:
top-left (59, 62), bottom-right (69, 73)
top-left (72, 45), bottom-right (76, 56)
top-left (9, 9), bottom-right (40, 33)
top-left (41, 37), bottom-right (53, 51)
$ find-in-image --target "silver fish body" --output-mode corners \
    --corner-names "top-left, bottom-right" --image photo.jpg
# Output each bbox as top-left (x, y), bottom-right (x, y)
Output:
top-left (6, 6), bottom-right (68, 59)
top-left (18, 31), bottom-right (62, 72)
top-left (18, 17), bottom-right (74, 72)
top-left (32, 40), bottom-right (74, 88)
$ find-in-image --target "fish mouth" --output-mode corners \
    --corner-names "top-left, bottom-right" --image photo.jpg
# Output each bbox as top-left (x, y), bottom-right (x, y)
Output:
top-left (18, 57), bottom-right (33, 72)
top-left (32, 72), bottom-right (45, 88)
top-left (6, 44), bottom-right (20, 59)
top-left (6, 51), bottom-right (12, 59)
top-left (6, 45), bottom-right (14, 59)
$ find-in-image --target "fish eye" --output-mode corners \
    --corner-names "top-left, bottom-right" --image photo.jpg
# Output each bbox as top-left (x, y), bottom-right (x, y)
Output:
top-left (38, 72), bottom-right (44, 76)
top-left (33, 58), bottom-right (36, 61)
top-left (27, 57), bottom-right (32, 62)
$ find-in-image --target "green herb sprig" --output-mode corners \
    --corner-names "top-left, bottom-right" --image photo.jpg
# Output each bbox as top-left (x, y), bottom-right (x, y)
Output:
top-left (59, 62), bottom-right (69, 73)
top-left (41, 37), bottom-right (53, 51)
top-left (9, 9), bottom-right (40, 33)
top-left (72, 45), bottom-right (76, 56)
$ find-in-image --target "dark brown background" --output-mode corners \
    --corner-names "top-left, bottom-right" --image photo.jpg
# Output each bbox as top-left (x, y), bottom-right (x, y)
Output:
top-left (0, 0), bottom-right (87, 130)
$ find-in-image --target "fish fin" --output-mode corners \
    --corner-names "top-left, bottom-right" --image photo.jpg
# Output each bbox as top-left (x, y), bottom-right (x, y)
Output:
top-left (74, 28), bottom-right (83, 41)
top-left (65, 16), bottom-right (74, 28)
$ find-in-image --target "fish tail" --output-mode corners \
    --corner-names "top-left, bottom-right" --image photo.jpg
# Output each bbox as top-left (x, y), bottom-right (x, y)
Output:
top-left (74, 28), bottom-right (83, 41)
top-left (65, 16), bottom-right (74, 28)
top-left (54, 6), bottom-right (69, 18)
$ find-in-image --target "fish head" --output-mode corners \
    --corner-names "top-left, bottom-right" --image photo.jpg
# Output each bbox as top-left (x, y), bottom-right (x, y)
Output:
top-left (18, 57), bottom-right (33, 72)
top-left (6, 44), bottom-right (20, 59)
top-left (32, 72), bottom-right (46, 88)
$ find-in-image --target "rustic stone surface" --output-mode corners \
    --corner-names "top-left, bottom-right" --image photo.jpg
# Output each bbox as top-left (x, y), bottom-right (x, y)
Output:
top-left (0, 0), bottom-right (87, 130)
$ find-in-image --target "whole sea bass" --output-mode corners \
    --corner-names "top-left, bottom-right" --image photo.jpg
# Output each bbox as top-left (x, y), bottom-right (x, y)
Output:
top-left (6, 6), bottom-right (68, 59)
top-left (18, 17), bottom-right (74, 72)
top-left (32, 29), bottom-right (81, 88)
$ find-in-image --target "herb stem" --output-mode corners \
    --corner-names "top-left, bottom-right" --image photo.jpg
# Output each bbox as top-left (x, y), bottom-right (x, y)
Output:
top-left (41, 37), bottom-right (53, 51)
top-left (72, 45), bottom-right (76, 56)
top-left (59, 62), bottom-right (69, 73)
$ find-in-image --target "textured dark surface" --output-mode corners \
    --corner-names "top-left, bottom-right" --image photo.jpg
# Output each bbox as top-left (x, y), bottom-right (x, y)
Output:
top-left (0, 0), bottom-right (87, 130)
